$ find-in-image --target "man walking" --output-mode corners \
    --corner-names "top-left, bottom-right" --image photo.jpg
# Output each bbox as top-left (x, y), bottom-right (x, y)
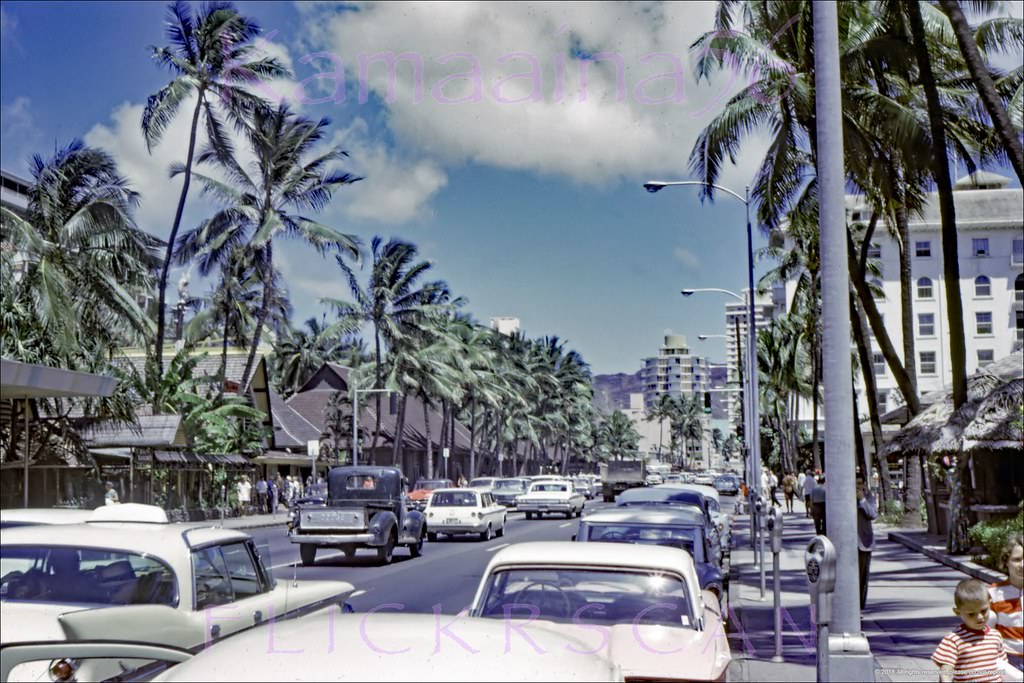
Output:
top-left (236, 476), bottom-right (252, 516)
top-left (802, 469), bottom-right (816, 518)
top-left (768, 469), bottom-right (780, 508)
top-left (782, 471), bottom-right (797, 513)
top-left (857, 479), bottom-right (878, 609)
top-left (255, 477), bottom-right (267, 513)
top-left (811, 475), bottom-right (827, 535)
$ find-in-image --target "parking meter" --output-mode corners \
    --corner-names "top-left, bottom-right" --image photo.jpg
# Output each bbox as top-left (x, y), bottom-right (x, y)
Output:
top-left (805, 535), bottom-right (837, 625)
top-left (769, 507), bottom-right (783, 553)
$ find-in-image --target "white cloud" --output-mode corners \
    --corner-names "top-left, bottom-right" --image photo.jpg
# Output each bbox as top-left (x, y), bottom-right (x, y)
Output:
top-left (1, 96), bottom-right (36, 145)
top-left (673, 246), bottom-right (701, 270)
top-left (293, 1), bottom-right (766, 189)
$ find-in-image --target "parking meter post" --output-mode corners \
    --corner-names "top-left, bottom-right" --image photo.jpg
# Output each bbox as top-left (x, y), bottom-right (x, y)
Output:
top-left (770, 508), bottom-right (784, 662)
top-left (759, 504), bottom-right (767, 599)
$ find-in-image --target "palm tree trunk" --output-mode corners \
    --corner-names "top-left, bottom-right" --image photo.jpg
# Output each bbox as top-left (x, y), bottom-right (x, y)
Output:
top-left (218, 307), bottom-right (230, 401)
top-left (851, 294), bottom-right (894, 505)
top-left (423, 400), bottom-right (433, 479)
top-left (811, 338), bottom-right (821, 472)
top-left (391, 395), bottom-right (407, 466)
top-left (241, 243), bottom-right (272, 390)
top-left (938, 0), bottom-right (1024, 183)
top-left (370, 332), bottom-right (382, 455)
top-left (908, 1), bottom-right (968, 410)
top-left (469, 398), bottom-right (477, 479)
top-left (894, 200), bottom-right (919, 396)
top-left (155, 89), bottom-right (204, 383)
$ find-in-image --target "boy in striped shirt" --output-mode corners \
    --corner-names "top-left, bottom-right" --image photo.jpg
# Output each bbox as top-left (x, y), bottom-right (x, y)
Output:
top-left (932, 579), bottom-right (1016, 682)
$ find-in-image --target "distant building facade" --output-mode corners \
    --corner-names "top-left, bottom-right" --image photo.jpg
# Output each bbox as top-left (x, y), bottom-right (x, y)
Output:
top-left (641, 334), bottom-right (708, 410)
top-left (489, 317), bottom-right (520, 336)
top-left (724, 291), bottom-right (775, 427)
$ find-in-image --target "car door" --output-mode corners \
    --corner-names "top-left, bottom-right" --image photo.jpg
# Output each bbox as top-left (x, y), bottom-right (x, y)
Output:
top-left (481, 493), bottom-right (503, 528)
top-left (191, 541), bottom-right (275, 641)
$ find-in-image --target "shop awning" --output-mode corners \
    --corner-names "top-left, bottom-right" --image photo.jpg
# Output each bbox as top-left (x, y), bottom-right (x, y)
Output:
top-left (1, 358), bottom-right (118, 399)
top-left (254, 451), bottom-right (318, 466)
top-left (149, 451), bottom-right (251, 467)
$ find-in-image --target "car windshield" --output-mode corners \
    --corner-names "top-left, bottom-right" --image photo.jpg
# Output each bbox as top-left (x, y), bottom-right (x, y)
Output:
top-left (531, 483), bottom-right (568, 492)
top-left (493, 479), bottom-right (526, 491)
top-left (572, 478), bottom-right (589, 487)
top-left (477, 568), bottom-right (694, 627)
top-left (469, 479), bottom-right (493, 487)
top-left (0, 545), bottom-right (178, 606)
top-left (705, 498), bottom-right (721, 513)
top-left (416, 480), bottom-right (449, 491)
top-left (585, 525), bottom-right (703, 561)
top-left (431, 491), bottom-right (478, 507)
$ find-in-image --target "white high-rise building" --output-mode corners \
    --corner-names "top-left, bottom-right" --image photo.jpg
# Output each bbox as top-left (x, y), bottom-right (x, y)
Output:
top-left (489, 317), bottom-right (520, 336)
top-left (781, 171), bottom-right (1023, 419)
top-left (724, 290), bottom-right (775, 426)
top-left (641, 334), bottom-right (709, 411)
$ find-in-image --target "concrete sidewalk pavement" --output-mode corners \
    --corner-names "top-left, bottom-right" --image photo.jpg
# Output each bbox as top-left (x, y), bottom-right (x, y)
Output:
top-left (726, 499), bottom-right (993, 682)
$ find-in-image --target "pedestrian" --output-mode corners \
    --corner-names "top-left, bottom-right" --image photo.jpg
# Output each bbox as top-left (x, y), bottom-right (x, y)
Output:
top-left (103, 481), bottom-right (120, 506)
top-left (988, 534), bottom-right (1023, 674)
top-left (275, 474), bottom-right (285, 510)
top-left (255, 477), bottom-right (267, 512)
top-left (933, 578), bottom-right (1015, 682)
top-left (768, 470), bottom-right (780, 508)
top-left (802, 469), bottom-right (816, 518)
top-left (856, 479), bottom-right (878, 610)
top-left (236, 476), bottom-right (251, 516)
top-left (760, 467), bottom-right (770, 504)
top-left (798, 470), bottom-right (806, 495)
top-left (266, 477), bottom-right (276, 514)
top-left (782, 472), bottom-right (797, 513)
top-left (811, 475), bottom-right (827, 535)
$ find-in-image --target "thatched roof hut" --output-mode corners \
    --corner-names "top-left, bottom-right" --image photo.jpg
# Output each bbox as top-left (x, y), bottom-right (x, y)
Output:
top-left (883, 352), bottom-right (1023, 458)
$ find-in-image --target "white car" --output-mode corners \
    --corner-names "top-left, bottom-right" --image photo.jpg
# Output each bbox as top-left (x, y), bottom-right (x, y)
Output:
top-left (425, 489), bottom-right (506, 541)
top-left (0, 508), bottom-right (94, 529)
top-left (467, 477), bottom-right (499, 492)
top-left (1, 611), bottom-right (624, 682)
top-left (0, 504), bottom-right (353, 682)
top-left (644, 473), bottom-right (664, 486)
top-left (468, 541), bottom-right (731, 682)
top-left (516, 480), bottom-right (586, 519)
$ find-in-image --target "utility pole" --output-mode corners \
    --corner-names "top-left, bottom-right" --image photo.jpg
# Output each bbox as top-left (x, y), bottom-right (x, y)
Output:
top-left (813, 2), bottom-right (873, 679)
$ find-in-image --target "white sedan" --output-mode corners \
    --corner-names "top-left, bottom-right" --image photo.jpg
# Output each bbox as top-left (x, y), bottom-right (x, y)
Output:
top-left (0, 504), bottom-right (353, 682)
top-left (516, 480), bottom-right (586, 519)
top-left (468, 541), bottom-right (731, 682)
top-left (425, 489), bottom-right (506, 541)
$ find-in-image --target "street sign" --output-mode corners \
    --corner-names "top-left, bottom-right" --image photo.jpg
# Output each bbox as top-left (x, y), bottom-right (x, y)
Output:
top-left (306, 440), bottom-right (319, 458)
top-left (442, 448), bottom-right (450, 459)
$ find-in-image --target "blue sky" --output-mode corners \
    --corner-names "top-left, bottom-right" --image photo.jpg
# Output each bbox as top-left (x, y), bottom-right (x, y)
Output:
top-left (2, 1), bottom-right (1019, 376)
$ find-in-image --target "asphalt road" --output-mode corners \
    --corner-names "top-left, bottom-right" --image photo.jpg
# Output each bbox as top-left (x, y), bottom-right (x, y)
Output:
top-left (248, 492), bottom-right (739, 616)
top-left (248, 502), bottom-right (611, 615)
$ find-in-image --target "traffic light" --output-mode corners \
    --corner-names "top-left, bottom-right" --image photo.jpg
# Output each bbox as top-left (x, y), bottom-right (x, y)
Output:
top-left (703, 391), bottom-right (712, 414)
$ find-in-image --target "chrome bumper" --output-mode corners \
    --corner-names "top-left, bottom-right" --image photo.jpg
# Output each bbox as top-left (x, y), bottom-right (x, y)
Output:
top-left (518, 502), bottom-right (571, 512)
top-left (289, 531), bottom-right (382, 546)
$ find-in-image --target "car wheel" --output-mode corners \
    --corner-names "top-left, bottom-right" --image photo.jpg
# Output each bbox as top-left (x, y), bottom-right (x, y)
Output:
top-left (525, 512), bottom-right (534, 520)
top-left (496, 519), bottom-right (505, 537)
top-left (427, 531), bottom-right (438, 542)
top-left (377, 533), bottom-right (396, 565)
top-left (409, 531), bottom-right (424, 557)
top-left (564, 510), bottom-right (573, 520)
top-left (341, 545), bottom-right (355, 559)
top-left (299, 544), bottom-right (317, 567)
top-left (479, 524), bottom-right (492, 541)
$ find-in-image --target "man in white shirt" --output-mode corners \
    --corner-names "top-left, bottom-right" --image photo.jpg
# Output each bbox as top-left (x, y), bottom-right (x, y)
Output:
top-left (236, 476), bottom-right (252, 516)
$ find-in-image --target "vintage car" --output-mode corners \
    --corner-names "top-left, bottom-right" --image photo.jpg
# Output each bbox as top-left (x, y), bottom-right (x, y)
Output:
top-left (615, 487), bottom-right (723, 566)
top-left (407, 478), bottom-right (454, 512)
top-left (575, 507), bottom-right (727, 608)
top-left (644, 472), bottom-right (664, 486)
top-left (0, 508), bottom-right (94, 529)
top-left (424, 488), bottom-right (507, 541)
top-left (714, 474), bottom-right (741, 496)
top-left (570, 477), bottom-right (595, 499)
top-left (658, 483), bottom-right (733, 559)
top-left (516, 480), bottom-right (586, 519)
top-left (288, 466), bottom-right (426, 566)
top-left (0, 503), bottom-right (353, 682)
top-left (490, 477), bottom-right (531, 508)
top-left (468, 541), bottom-right (731, 682)
top-left (467, 477), bottom-right (499, 491)
top-left (0, 611), bottom-right (624, 682)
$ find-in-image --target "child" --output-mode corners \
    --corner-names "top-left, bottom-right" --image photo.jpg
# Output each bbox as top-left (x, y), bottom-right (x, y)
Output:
top-left (989, 535), bottom-right (1023, 675)
top-left (933, 578), bottom-right (1018, 682)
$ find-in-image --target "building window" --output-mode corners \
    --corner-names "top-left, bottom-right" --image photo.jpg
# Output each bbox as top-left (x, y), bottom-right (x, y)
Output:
top-left (871, 278), bottom-right (885, 300)
top-left (876, 391), bottom-right (888, 414)
top-left (1013, 239), bottom-right (1024, 265)
top-left (1017, 309), bottom-right (1024, 342)
top-left (867, 244), bottom-right (882, 259)
top-left (977, 349), bottom-right (994, 367)
top-left (917, 277), bottom-right (933, 299)
top-left (974, 275), bottom-right (991, 298)
top-left (920, 351), bottom-right (937, 376)
top-left (972, 238), bottom-right (989, 257)
top-left (976, 311), bottom-right (993, 336)
top-left (873, 352), bottom-right (885, 376)
top-left (915, 241), bottom-right (931, 258)
top-left (1016, 273), bottom-right (1023, 303)
top-left (919, 313), bottom-right (935, 337)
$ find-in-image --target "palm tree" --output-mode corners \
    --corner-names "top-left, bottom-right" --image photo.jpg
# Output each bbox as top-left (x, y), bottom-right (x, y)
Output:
top-left (645, 393), bottom-right (674, 462)
top-left (596, 411), bottom-right (640, 461)
top-left (176, 104), bottom-right (361, 389)
top-left (325, 237), bottom-right (456, 456)
top-left (273, 315), bottom-right (349, 396)
top-left (143, 0), bottom-right (289, 371)
top-left (0, 141), bottom-right (160, 362)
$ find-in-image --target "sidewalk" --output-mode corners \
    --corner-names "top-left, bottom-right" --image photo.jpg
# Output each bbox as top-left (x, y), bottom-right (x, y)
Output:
top-left (726, 499), bottom-right (997, 682)
top-left (191, 510), bottom-right (288, 530)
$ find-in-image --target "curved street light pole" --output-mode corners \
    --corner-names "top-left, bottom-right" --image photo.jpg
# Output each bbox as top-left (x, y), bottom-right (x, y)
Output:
top-left (647, 179), bottom-right (763, 551)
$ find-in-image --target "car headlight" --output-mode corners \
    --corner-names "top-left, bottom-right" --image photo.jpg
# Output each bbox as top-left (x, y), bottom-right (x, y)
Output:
top-left (49, 658), bottom-right (77, 682)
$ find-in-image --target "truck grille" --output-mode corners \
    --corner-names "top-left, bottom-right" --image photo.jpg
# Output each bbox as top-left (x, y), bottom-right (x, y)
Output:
top-left (299, 508), bottom-right (365, 530)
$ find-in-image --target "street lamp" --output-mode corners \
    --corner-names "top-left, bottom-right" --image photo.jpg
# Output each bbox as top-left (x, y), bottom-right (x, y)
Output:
top-left (351, 387), bottom-right (392, 467)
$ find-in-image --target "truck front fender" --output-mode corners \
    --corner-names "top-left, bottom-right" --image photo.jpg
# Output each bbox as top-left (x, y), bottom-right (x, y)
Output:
top-left (366, 510), bottom-right (398, 545)
top-left (402, 509), bottom-right (425, 538)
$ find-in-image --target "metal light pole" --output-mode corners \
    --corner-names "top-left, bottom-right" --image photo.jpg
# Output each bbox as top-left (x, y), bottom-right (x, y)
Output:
top-left (352, 388), bottom-right (392, 467)
top-left (814, 1), bottom-right (873, 679)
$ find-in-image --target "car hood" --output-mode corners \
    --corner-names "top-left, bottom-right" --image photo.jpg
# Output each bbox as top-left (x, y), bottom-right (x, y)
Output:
top-left (408, 490), bottom-right (433, 500)
top-left (519, 491), bottom-right (573, 499)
